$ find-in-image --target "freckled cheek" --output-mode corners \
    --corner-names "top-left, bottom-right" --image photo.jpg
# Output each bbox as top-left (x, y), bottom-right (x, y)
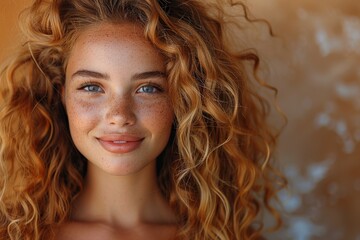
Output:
top-left (65, 96), bottom-right (102, 132)
top-left (138, 100), bottom-right (174, 132)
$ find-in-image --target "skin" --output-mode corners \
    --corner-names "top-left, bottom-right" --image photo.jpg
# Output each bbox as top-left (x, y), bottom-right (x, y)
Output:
top-left (57, 22), bottom-right (177, 240)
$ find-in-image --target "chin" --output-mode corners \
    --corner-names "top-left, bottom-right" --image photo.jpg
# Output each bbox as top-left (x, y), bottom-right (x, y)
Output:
top-left (93, 160), bottom-right (156, 177)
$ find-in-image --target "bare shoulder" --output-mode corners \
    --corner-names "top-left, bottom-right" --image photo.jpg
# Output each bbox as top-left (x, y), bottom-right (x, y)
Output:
top-left (55, 221), bottom-right (178, 240)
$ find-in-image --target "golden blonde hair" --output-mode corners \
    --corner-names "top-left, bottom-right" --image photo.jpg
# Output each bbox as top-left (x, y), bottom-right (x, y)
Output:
top-left (0, 0), bottom-right (285, 239)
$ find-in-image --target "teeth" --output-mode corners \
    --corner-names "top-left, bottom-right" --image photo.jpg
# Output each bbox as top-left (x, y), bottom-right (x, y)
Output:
top-left (113, 140), bottom-right (127, 144)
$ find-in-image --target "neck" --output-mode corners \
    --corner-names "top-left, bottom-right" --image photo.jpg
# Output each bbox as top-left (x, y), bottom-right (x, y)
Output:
top-left (71, 161), bottom-right (175, 228)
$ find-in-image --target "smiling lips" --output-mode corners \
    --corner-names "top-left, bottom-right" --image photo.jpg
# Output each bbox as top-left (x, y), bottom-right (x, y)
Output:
top-left (97, 135), bottom-right (144, 154)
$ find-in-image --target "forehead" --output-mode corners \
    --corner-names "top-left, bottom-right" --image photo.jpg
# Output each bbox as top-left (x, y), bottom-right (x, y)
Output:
top-left (65, 22), bottom-right (165, 77)
top-left (73, 22), bottom-right (147, 48)
top-left (66, 22), bottom-right (164, 65)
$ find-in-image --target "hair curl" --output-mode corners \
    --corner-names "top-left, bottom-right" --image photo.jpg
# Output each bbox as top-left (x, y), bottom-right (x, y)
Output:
top-left (0, 0), bottom-right (285, 239)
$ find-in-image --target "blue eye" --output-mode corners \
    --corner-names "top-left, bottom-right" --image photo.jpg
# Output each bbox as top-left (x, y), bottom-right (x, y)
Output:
top-left (137, 85), bottom-right (160, 94)
top-left (81, 84), bottom-right (103, 93)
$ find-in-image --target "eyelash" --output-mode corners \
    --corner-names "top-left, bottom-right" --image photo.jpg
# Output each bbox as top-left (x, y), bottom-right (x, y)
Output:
top-left (137, 83), bottom-right (164, 94)
top-left (77, 82), bottom-right (164, 94)
top-left (78, 82), bottom-right (104, 93)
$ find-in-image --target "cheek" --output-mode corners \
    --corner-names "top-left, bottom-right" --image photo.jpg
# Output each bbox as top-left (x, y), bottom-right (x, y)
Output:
top-left (65, 95), bottom-right (100, 134)
top-left (140, 99), bottom-right (174, 133)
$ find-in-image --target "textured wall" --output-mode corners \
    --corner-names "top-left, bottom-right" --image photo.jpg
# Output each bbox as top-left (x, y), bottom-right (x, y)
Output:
top-left (1, 1), bottom-right (359, 239)
top-left (249, 1), bottom-right (360, 239)
top-left (0, 0), bottom-right (29, 61)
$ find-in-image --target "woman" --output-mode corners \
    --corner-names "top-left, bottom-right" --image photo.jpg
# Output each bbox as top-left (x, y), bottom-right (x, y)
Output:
top-left (0, 0), bottom-right (285, 239)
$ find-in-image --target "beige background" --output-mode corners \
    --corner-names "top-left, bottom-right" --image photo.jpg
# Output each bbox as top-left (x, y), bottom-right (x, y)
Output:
top-left (1, 1), bottom-right (359, 239)
top-left (249, 1), bottom-right (360, 239)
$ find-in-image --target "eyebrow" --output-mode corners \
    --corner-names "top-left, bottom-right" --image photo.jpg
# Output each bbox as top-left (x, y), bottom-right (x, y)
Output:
top-left (71, 70), bottom-right (165, 81)
top-left (131, 71), bottom-right (165, 81)
top-left (71, 70), bottom-right (109, 80)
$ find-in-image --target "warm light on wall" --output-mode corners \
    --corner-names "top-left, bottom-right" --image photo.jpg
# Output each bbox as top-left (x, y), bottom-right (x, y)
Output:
top-left (0, 0), bottom-right (31, 61)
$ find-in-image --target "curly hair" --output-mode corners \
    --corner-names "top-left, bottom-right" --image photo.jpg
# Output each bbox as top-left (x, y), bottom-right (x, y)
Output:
top-left (0, 0), bottom-right (285, 239)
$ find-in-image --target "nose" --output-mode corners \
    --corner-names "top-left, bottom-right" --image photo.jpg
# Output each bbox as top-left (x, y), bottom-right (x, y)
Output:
top-left (105, 95), bottom-right (136, 126)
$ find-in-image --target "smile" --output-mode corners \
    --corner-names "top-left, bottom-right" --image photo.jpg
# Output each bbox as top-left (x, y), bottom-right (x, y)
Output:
top-left (97, 135), bottom-right (144, 154)
top-left (113, 140), bottom-right (127, 144)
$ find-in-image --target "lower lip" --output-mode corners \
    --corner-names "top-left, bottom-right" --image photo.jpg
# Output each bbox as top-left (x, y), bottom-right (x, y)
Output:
top-left (98, 139), bottom-right (143, 154)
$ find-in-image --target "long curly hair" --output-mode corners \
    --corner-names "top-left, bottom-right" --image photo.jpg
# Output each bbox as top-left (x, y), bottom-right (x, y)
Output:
top-left (0, 0), bottom-right (285, 239)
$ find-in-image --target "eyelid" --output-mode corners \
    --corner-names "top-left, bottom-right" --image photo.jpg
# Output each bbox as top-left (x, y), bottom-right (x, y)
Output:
top-left (136, 82), bottom-right (164, 93)
top-left (78, 81), bottom-right (104, 93)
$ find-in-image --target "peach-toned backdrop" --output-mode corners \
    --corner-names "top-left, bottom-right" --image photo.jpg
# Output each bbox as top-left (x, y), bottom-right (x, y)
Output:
top-left (249, 1), bottom-right (360, 239)
top-left (1, 1), bottom-right (359, 239)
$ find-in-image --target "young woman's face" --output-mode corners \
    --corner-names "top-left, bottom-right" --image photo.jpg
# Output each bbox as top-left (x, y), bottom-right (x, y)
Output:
top-left (63, 22), bottom-right (174, 176)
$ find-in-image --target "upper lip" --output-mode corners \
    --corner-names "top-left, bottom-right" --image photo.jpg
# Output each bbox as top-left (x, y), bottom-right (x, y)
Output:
top-left (97, 134), bottom-right (144, 142)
